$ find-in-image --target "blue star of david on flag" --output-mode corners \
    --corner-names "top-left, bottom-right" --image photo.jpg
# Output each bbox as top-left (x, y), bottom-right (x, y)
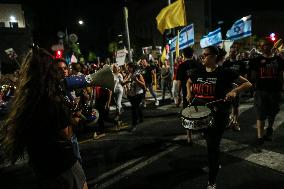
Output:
top-left (169, 24), bottom-right (194, 52)
top-left (226, 15), bottom-right (252, 40)
top-left (200, 28), bottom-right (222, 48)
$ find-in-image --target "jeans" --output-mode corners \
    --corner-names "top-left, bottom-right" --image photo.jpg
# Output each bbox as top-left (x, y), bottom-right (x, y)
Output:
top-left (114, 88), bottom-right (123, 114)
top-left (146, 83), bottom-right (157, 101)
top-left (161, 79), bottom-right (172, 99)
top-left (172, 80), bottom-right (180, 101)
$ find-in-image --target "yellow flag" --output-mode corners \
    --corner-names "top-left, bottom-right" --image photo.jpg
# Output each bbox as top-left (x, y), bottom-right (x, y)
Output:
top-left (156, 0), bottom-right (187, 34)
top-left (161, 47), bottom-right (167, 63)
top-left (175, 30), bottom-right (180, 58)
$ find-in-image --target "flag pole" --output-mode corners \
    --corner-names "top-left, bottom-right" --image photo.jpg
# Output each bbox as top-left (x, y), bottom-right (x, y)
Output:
top-left (182, 0), bottom-right (189, 43)
top-left (167, 0), bottom-right (175, 77)
top-left (123, 1), bottom-right (132, 62)
top-left (182, 0), bottom-right (187, 25)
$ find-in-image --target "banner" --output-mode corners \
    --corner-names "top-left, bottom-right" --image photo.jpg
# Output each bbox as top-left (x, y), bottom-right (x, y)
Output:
top-left (116, 49), bottom-right (127, 66)
top-left (4, 48), bottom-right (18, 59)
top-left (200, 28), bottom-right (222, 48)
top-left (226, 15), bottom-right (252, 40)
top-left (170, 24), bottom-right (194, 52)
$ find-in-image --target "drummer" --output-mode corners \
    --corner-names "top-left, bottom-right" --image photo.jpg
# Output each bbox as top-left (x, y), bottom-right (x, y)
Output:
top-left (186, 46), bottom-right (252, 189)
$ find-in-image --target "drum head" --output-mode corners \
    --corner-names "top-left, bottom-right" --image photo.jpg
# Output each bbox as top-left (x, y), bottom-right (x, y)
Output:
top-left (181, 106), bottom-right (211, 119)
top-left (85, 109), bottom-right (100, 127)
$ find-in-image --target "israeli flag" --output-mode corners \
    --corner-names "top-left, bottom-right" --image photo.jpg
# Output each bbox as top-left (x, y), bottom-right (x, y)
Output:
top-left (226, 15), bottom-right (252, 40)
top-left (170, 24), bottom-right (194, 52)
top-left (200, 28), bottom-right (222, 48)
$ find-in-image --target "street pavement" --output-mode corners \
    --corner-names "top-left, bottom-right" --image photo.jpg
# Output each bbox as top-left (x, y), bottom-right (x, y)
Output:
top-left (1, 91), bottom-right (284, 189)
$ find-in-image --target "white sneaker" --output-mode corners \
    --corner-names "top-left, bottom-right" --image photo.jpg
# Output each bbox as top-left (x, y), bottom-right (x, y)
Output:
top-left (155, 100), bottom-right (159, 106)
top-left (131, 127), bottom-right (137, 132)
top-left (207, 184), bottom-right (216, 189)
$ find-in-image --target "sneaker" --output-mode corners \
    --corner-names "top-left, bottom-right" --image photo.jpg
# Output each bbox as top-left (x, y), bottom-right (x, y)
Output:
top-left (207, 183), bottom-right (217, 189)
top-left (93, 132), bottom-right (105, 140)
top-left (176, 98), bottom-right (181, 107)
top-left (174, 98), bottom-right (177, 104)
top-left (93, 132), bottom-right (97, 139)
top-left (232, 122), bottom-right (241, 131)
top-left (202, 166), bottom-right (209, 173)
top-left (226, 116), bottom-right (234, 129)
top-left (143, 103), bottom-right (147, 108)
top-left (155, 100), bottom-right (159, 106)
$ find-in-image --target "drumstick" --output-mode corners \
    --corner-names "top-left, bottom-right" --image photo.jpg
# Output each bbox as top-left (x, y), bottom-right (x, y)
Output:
top-left (188, 97), bottom-right (196, 107)
top-left (205, 99), bottom-right (224, 106)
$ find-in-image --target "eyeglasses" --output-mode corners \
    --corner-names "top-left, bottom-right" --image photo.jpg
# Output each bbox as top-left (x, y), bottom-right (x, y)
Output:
top-left (200, 53), bottom-right (214, 59)
top-left (202, 53), bottom-right (214, 57)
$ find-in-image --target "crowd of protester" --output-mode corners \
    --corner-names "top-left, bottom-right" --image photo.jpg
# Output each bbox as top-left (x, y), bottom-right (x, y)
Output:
top-left (0, 37), bottom-right (283, 189)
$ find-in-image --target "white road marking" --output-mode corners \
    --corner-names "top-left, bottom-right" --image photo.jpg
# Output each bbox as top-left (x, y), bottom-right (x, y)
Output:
top-left (95, 145), bottom-right (179, 189)
top-left (90, 103), bottom-right (284, 187)
top-left (88, 157), bottom-right (144, 185)
top-left (194, 138), bottom-right (284, 174)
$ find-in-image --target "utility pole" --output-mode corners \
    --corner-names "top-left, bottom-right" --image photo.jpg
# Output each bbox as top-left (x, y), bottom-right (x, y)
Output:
top-left (167, 0), bottom-right (174, 74)
top-left (123, 1), bottom-right (132, 62)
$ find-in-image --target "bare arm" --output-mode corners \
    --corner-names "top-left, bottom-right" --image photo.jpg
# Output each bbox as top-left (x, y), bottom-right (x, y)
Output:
top-left (122, 74), bottom-right (131, 85)
top-left (134, 74), bottom-right (146, 89)
top-left (225, 76), bottom-right (252, 101)
top-left (186, 78), bottom-right (193, 102)
top-left (106, 89), bottom-right (112, 108)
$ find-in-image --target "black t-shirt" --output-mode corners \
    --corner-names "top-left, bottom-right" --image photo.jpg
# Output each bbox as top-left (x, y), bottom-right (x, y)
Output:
top-left (222, 59), bottom-right (247, 76)
top-left (26, 96), bottom-right (77, 178)
top-left (177, 59), bottom-right (201, 83)
top-left (27, 136), bottom-right (76, 179)
top-left (249, 55), bottom-right (284, 92)
top-left (189, 66), bottom-right (239, 112)
top-left (142, 66), bottom-right (154, 84)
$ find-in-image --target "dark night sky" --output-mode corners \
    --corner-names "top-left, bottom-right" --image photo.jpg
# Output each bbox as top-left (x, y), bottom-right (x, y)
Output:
top-left (1, 0), bottom-right (283, 56)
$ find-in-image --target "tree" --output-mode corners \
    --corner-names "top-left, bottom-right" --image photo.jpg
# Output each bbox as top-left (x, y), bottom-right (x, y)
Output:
top-left (88, 51), bottom-right (97, 62)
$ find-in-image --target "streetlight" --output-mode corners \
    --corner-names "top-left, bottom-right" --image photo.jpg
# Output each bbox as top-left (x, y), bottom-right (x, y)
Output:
top-left (9, 16), bottom-right (16, 22)
top-left (64, 20), bottom-right (84, 46)
top-left (78, 20), bottom-right (84, 25)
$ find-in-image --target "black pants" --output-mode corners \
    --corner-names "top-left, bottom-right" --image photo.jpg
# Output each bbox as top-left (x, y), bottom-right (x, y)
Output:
top-left (203, 111), bottom-right (229, 184)
top-left (127, 93), bottom-right (144, 126)
top-left (181, 81), bottom-right (189, 108)
top-left (95, 99), bottom-right (109, 133)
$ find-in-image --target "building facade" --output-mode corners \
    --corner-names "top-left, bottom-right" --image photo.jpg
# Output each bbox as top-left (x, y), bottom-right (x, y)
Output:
top-left (0, 4), bottom-right (26, 28)
top-left (0, 4), bottom-right (32, 74)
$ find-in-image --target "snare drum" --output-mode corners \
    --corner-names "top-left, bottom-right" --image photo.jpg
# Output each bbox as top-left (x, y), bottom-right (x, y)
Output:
top-left (180, 105), bottom-right (214, 130)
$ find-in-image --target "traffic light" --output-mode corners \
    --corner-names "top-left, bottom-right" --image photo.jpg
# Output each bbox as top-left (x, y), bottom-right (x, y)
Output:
top-left (55, 50), bottom-right (63, 59)
top-left (269, 33), bottom-right (277, 42)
